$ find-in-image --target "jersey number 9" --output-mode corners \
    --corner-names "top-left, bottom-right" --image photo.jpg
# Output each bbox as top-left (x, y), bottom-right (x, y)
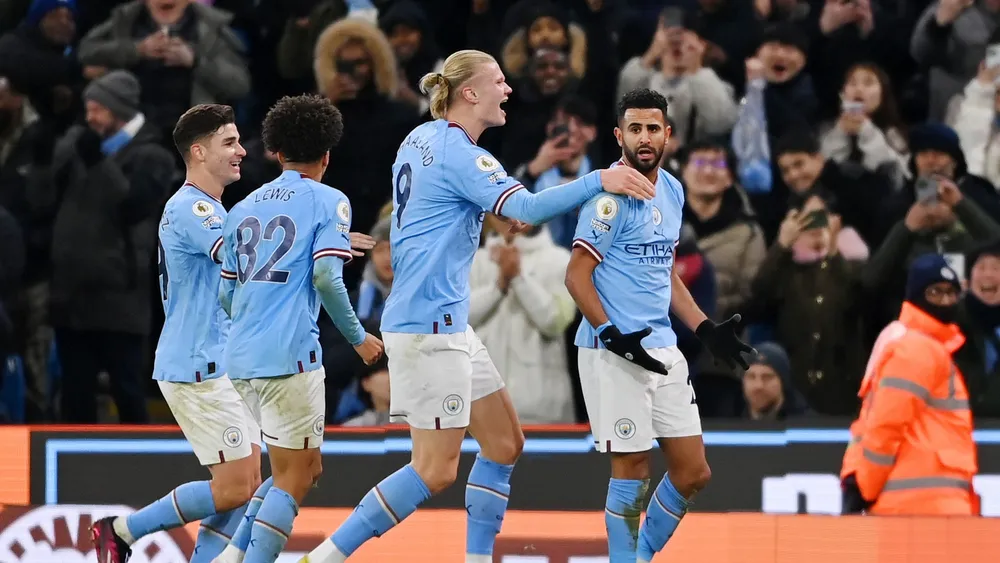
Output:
top-left (395, 162), bottom-right (412, 228)
top-left (235, 215), bottom-right (296, 284)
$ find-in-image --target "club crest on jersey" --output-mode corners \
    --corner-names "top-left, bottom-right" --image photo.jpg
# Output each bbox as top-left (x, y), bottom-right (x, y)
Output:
top-left (192, 200), bottom-right (214, 217)
top-left (596, 196), bottom-right (618, 220)
top-left (443, 394), bottom-right (465, 416)
top-left (223, 426), bottom-right (243, 448)
top-left (614, 418), bottom-right (636, 440)
top-left (652, 206), bottom-right (662, 226)
top-left (475, 154), bottom-right (499, 172)
top-left (312, 415), bottom-right (325, 437)
top-left (337, 201), bottom-right (351, 223)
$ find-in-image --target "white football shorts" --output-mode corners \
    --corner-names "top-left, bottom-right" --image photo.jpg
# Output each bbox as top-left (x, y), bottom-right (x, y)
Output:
top-left (158, 375), bottom-right (261, 466)
top-left (383, 326), bottom-right (505, 430)
top-left (234, 368), bottom-right (326, 450)
top-left (578, 346), bottom-right (702, 453)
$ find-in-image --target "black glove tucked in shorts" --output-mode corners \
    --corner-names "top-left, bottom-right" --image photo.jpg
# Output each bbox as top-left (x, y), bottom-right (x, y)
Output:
top-left (599, 325), bottom-right (669, 375)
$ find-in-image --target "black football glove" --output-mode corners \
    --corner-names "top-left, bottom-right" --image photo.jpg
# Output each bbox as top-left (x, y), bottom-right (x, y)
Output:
top-left (599, 325), bottom-right (669, 375)
top-left (695, 314), bottom-right (755, 370)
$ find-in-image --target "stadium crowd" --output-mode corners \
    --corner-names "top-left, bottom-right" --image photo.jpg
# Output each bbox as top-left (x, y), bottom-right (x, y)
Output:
top-left (0, 0), bottom-right (998, 427)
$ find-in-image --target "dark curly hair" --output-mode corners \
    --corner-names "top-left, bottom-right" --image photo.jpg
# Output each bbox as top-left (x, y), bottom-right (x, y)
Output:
top-left (173, 104), bottom-right (235, 161)
top-left (616, 88), bottom-right (669, 124)
top-left (261, 95), bottom-right (344, 163)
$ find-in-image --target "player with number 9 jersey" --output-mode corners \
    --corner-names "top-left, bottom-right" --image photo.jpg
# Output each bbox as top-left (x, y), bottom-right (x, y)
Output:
top-left (303, 51), bottom-right (654, 563)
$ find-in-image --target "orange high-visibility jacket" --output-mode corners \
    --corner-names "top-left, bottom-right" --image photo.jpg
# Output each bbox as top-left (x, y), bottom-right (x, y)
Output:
top-left (840, 302), bottom-right (978, 515)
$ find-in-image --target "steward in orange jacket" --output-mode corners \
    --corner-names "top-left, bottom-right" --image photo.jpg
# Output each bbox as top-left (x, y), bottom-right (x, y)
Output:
top-left (841, 254), bottom-right (978, 515)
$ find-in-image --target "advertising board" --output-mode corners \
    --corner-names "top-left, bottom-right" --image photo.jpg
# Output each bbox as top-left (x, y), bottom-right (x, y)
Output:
top-left (17, 422), bottom-right (1000, 514)
top-left (1, 506), bottom-right (998, 563)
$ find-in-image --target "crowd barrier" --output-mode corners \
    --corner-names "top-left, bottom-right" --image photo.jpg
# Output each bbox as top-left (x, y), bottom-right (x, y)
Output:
top-left (1, 422), bottom-right (999, 561)
top-left (0, 505), bottom-right (997, 562)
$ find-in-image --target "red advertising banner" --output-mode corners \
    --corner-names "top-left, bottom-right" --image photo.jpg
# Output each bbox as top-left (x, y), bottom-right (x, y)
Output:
top-left (1, 505), bottom-right (998, 562)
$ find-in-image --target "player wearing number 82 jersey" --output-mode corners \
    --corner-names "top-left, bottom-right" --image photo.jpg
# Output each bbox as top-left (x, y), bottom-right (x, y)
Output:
top-left (216, 95), bottom-right (382, 563)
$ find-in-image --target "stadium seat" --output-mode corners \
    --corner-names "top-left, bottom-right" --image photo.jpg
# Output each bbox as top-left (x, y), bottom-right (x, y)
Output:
top-left (1, 355), bottom-right (26, 423)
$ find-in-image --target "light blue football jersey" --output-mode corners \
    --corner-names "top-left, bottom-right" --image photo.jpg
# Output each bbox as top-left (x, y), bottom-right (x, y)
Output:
top-left (153, 183), bottom-right (229, 383)
top-left (220, 170), bottom-right (354, 379)
top-left (574, 161), bottom-right (685, 349)
top-left (382, 119), bottom-right (603, 334)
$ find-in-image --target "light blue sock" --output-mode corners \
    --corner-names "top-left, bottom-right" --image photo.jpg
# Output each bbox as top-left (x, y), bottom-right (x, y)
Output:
top-left (229, 477), bottom-right (274, 553)
top-left (465, 454), bottom-right (514, 557)
top-left (190, 505), bottom-right (245, 563)
top-left (606, 478), bottom-right (648, 563)
top-left (637, 475), bottom-right (689, 562)
top-left (331, 464), bottom-right (431, 556)
top-left (244, 487), bottom-right (298, 563)
top-left (126, 481), bottom-right (216, 539)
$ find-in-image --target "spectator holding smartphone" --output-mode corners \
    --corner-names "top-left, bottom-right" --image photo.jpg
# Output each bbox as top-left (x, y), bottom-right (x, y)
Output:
top-left (863, 151), bottom-right (1000, 333)
top-left (820, 63), bottom-right (909, 188)
top-left (513, 96), bottom-right (599, 250)
top-left (747, 195), bottom-right (869, 415)
top-left (947, 39), bottom-right (1000, 188)
top-left (616, 6), bottom-right (738, 147)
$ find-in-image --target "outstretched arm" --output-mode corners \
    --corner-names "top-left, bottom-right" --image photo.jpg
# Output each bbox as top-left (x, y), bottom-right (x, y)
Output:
top-left (452, 149), bottom-right (655, 225)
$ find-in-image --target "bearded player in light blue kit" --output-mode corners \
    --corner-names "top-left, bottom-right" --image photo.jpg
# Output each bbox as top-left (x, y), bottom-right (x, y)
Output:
top-left (299, 50), bottom-right (657, 563)
top-left (566, 88), bottom-right (755, 563)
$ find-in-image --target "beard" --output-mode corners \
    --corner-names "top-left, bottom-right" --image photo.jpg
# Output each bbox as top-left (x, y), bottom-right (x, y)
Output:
top-left (623, 143), bottom-right (663, 174)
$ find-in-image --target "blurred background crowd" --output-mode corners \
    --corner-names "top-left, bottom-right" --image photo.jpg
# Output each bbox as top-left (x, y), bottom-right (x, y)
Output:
top-left (0, 0), bottom-right (998, 428)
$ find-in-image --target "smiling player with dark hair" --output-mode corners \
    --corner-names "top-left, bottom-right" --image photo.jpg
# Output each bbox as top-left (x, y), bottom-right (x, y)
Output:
top-left (92, 104), bottom-right (260, 563)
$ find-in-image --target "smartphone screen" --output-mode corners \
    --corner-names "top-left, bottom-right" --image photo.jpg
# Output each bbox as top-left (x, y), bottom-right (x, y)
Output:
top-left (915, 176), bottom-right (939, 203)
top-left (987, 44), bottom-right (1000, 69)
top-left (802, 210), bottom-right (829, 230)
top-left (660, 7), bottom-right (684, 29)
top-left (841, 100), bottom-right (865, 114)
top-left (550, 124), bottom-right (570, 147)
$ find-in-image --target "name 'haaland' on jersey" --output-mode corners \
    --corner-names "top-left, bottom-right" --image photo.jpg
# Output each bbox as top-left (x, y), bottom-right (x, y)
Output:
top-left (398, 129), bottom-right (508, 184)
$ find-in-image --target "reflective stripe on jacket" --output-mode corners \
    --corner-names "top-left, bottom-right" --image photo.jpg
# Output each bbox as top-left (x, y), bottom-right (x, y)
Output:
top-left (840, 302), bottom-right (978, 515)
